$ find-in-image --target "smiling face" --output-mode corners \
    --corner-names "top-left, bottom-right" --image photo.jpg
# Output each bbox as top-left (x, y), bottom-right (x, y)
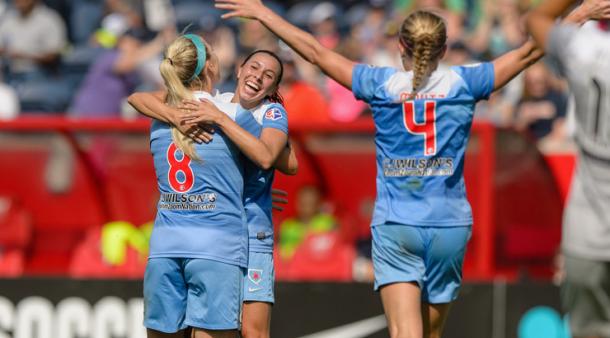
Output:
top-left (235, 52), bottom-right (282, 109)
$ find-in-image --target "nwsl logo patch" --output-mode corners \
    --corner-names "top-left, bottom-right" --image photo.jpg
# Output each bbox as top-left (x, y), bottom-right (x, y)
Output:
top-left (264, 108), bottom-right (283, 121)
top-left (248, 269), bottom-right (263, 285)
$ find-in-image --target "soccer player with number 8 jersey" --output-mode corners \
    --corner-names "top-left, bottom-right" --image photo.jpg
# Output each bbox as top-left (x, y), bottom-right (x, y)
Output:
top-left (130, 43), bottom-right (295, 337)
top-left (214, 0), bottom-right (609, 336)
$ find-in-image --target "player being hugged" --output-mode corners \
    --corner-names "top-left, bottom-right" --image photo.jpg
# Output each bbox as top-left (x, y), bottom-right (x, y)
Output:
top-left (215, 0), bottom-right (610, 337)
top-left (129, 49), bottom-right (296, 338)
top-left (137, 34), bottom-right (248, 338)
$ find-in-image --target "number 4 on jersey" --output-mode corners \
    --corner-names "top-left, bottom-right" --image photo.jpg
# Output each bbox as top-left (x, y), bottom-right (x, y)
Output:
top-left (167, 143), bottom-right (194, 193)
top-left (403, 101), bottom-right (437, 156)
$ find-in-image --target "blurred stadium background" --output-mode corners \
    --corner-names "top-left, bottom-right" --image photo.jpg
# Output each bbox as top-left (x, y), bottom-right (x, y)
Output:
top-left (0, 0), bottom-right (580, 337)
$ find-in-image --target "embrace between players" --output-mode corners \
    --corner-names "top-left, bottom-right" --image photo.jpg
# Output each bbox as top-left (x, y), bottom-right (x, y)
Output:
top-left (127, 0), bottom-right (610, 337)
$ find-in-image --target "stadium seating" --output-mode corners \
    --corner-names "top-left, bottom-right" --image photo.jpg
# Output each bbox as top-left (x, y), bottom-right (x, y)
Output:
top-left (275, 231), bottom-right (355, 281)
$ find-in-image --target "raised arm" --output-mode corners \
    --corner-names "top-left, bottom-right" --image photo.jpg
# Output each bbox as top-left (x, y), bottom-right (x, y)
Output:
top-left (216, 0), bottom-right (356, 89)
top-left (527, 0), bottom-right (610, 51)
top-left (491, 39), bottom-right (543, 91)
top-left (181, 99), bottom-right (291, 171)
top-left (493, 0), bottom-right (610, 91)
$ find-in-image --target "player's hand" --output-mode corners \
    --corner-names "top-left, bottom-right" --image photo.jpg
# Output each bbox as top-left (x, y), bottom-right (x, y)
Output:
top-left (177, 121), bottom-right (214, 144)
top-left (271, 189), bottom-right (288, 211)
top-left (215, 0), bottom-right (267, 20)
top-left (179, 99), bottom-right (224, 125)
top-left (580, 0), bottom-right (610, 20)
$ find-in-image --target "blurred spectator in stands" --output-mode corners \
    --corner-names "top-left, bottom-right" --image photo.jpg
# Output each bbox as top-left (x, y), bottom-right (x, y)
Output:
top-left (278, 185), bottom-right (337, 260)
top-left (309, 2), bottom-right (340, 50)
top-left (238, 19), bottom-right (278, 54)
top-left (356, 0), bottom-right (389, 60)
top-left (514, 63), bottom-right (568, 149)
top-left (327, 39), bottom-right (368, 122)
top-left (369, 20), bottom-right (402, 69)
top-left (352, 197), bottom-right (375, 282)
top-left (279, 51), bottom-right (330, 125)
top-left (0, 0), bottom-right (70, 112)
top-left (0, 54), bottom-right (19, 118)
top-left (0, 78), bottom-right (19, 119)
top-left (69, 15), bottom-right (173, 119)
top-left (466, 0), bottom-right (526, 59)
top-left (195, 14), bottom-right (237, 93)
top-left (105, 0), bottom-right (144, 31)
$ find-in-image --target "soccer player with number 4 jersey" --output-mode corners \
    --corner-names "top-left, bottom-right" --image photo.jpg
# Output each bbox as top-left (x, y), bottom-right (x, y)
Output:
top-left (215, 0), bottom-right (609, 336)
top-left (528, 1), bottom-right (610, 337)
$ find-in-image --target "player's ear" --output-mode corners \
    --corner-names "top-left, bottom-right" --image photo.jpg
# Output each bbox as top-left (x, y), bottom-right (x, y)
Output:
top-left (236, 66), bottom-right (242, 80)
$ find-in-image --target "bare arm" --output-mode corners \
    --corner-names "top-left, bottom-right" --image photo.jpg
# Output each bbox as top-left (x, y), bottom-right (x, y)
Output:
top-left (127, 91), bottom-right (174, 123)
top-left (127, 91), bottom-right (213, 143)
top-left (493, 0), bottom-right (610, 91)
top-left (216, 0), bottom-right (356, 89)
top-left (492, 39), bottom-right (544, 91)
top-left (181, 99), bottom-right (290, 170)
top-left (273, 144), bottom-right (298, 176)
top-left (527, 0), bottom-right (610, 51)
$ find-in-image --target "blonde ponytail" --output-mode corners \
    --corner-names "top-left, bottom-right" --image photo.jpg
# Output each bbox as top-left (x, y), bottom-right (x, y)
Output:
top-left (400, 11), bottom-right (447, 100)
top-left (159, 35), bottom-right (218, 161)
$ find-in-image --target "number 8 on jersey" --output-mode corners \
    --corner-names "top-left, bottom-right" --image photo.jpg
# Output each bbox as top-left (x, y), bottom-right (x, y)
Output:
top-left (167, 143), bottom-right (194, 193)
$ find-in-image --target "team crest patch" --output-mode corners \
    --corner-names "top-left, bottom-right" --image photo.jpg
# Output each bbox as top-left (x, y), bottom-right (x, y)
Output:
top-left (264, 108), bottom-right (283, 121)
top-left (248, 269), bottom-right (263, 285)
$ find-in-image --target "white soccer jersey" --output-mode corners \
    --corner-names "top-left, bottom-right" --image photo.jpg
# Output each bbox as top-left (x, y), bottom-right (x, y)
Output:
top-left (548, 23), bottom-right (610, 260)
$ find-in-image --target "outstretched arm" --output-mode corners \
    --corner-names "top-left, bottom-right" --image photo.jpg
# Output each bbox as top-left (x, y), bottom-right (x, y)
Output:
top-left (527, 0), bottom-right (610, 51)
top-left (216, 0), bottom-right (356, 89)
top-left (493, 0), bottom-right (610, 91)
top-left (181, 99), bottom-right (291, 171)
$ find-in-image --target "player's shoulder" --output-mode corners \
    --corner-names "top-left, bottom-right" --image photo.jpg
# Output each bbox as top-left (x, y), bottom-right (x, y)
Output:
top-left (251, 100), bottom-right (286, 123)
top-left (571, 23), bottom-right (610, 56)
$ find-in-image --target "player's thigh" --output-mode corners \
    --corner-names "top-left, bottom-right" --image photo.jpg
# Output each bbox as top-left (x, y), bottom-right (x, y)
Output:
top-left (422, 226), bottom-right (471, 304)
top-left (244, 252), bottom-right (275, 304)
top-left (183, 258), bottom-right (244, 331)
top-left (143, 258), bottom-right (189, 334)
top-left (380, 282), bottom-right (423, 338)
top-left (562, 254), bottom-right (610, 338)
top-left (371, 224), bottom-right (426, 291)
top-left (242, 301), bottom-right (272, 338)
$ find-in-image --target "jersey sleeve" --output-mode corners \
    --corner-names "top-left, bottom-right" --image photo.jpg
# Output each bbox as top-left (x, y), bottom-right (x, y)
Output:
top-left (546, 24), bottom-right (578, 76)
top-left (352, 64), bottom-right (395, 102)
top-left (261, 104), bottom-right (288, 134)
top-left (453, 62), bottom-right (495, 101)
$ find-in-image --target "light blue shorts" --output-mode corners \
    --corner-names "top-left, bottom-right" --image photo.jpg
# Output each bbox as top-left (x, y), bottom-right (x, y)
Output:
top-left (143, 258), bottom-right (244, 333)
top-left (372, 224), bottom-right (471, 304)
top-left (243, 251), bottom-right (275, 304)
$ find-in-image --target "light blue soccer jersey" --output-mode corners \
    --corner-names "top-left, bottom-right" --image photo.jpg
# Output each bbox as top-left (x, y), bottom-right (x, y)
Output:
top-left (352, 63), bottom-right (494, 227)
top-left (235, 101), bottom-right (289, 253)
top-left (148, 91), bottom-right (248, 267)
